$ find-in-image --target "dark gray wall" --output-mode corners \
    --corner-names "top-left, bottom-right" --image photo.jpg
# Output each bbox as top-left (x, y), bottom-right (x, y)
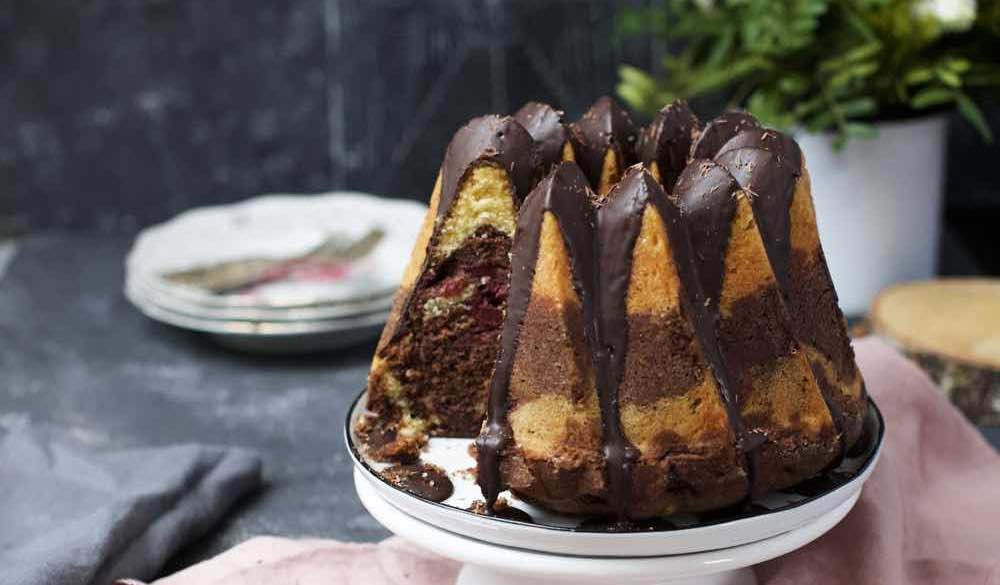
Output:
top-left (2, 0), bottom-right (998, 264)
top-left (2, 0), bottom-right (664, 232)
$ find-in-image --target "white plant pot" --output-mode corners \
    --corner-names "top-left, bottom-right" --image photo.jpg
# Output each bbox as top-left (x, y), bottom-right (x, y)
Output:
top-left (796, 115), bottom-right (948, 316)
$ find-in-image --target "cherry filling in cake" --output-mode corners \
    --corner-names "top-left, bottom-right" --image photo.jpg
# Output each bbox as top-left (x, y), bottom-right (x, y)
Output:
top-left (371, 225), bottom-right (511, 438)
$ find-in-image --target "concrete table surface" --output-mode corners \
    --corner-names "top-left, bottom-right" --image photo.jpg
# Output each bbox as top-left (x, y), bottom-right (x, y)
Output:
top-left (1, 232), bottom-right (997, 577)
top-left (0, 233), bottom-right (390, 574)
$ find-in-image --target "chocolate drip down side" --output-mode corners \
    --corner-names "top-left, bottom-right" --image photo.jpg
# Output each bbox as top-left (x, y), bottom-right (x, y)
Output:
top-left (477, 162), bottom-right (599, 512)
top-left (594, 167), bottom-right (652, 522)
top-left (689, 111), bottom-right (760, 160)
top-left (673, 160), bottom-right (762, 500)
top-left (715, 128), bottom-right (803, 172)
top-left (715, 141), bottom-right (849, 464)
top-left (514, 102), bottom-right (567, 172)
top-left (637, 100), bottom-right (702, 191)
top-left (438, 115), bottom-right (539, 221)
top-left (568, 96), bottom-right (638, 188)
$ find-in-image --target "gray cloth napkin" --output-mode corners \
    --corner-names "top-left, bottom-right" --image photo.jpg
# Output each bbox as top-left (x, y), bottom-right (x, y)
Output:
top-left (0, 424), bottom-right (262, 585)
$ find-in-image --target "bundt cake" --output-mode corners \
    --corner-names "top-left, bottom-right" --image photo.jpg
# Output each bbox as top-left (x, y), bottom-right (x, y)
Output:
top-left (360, 96), bottom-right (868, 521)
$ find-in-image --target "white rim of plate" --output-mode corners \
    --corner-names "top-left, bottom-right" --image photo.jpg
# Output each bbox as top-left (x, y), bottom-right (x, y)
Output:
top-left (355, 468), bottom-right (861, 574)
top-left (345, 389), bottom-right (884, 557)
top-left (126, 273), bottom-right (396, 323)
top-left (126, 192), bottom-right (427, 309)
top-left (127, 283), bottom-right (390, 336)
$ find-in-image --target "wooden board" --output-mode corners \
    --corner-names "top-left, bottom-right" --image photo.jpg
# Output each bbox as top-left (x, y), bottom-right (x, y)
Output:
top-left (871, 279), bottom-right (1000, 426)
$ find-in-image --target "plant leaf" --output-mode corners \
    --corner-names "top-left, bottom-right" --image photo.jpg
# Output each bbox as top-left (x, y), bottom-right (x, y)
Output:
top-left (936, 68), bottom-right (962, 88)
top-left (828, 61), bottom-right (879, 89)
top-left (946, 58), bottom-right (971, 73)
top-left (839, 97), bottom-right (878, 117)
top-left (954, 92), bottom-right (995, 142)
top-left (910, 87), bottom-right (955, 109)
top-left (819, 42), bottom-right (882, 73)
top-left (904, 67), bottom-right (934, 85)
top-left (845, 122), bottom-right (878, 139)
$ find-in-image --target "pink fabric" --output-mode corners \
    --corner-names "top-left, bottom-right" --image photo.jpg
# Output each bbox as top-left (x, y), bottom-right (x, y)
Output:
top-left (144, 536), bottom-right (460, 585)
top-left (142, 338), bottom-right (1000, 585)
top-left (756, 337), bottom-right (1000, 585)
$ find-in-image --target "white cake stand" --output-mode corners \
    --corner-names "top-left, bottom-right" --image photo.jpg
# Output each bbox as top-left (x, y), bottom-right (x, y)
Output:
top-left (348, 392), bottom-right (884, 585)
top-left (357, 468), bottom-right (865, 585)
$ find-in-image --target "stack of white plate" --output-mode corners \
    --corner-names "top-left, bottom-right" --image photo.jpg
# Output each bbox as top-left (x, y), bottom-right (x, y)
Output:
top-left (125, 192), bottom-right (427, 354)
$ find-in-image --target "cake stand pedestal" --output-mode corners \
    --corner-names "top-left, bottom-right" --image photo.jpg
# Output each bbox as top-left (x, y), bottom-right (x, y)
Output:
top-left (455, 564), bottom-right (754, 585)
top-left (355, 469), bottom-right (861, 585)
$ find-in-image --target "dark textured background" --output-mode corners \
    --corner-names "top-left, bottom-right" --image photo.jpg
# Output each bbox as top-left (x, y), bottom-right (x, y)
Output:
top-left (2, 0), bottom-right (662, 231)
top-left (3, 0), bottom-right (998, 273)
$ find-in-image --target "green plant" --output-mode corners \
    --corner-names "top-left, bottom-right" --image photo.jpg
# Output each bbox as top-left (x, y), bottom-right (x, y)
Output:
top-left (618, 0), bottom-right (1000, 147)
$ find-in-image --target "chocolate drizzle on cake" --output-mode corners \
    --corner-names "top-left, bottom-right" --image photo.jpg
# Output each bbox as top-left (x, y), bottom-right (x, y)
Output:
top-left (594, 169), bottom-right (650, 523)
top-left (714, 134), bottom-right (849, 464)
top-left (477, 162), bottom-right (599, 512)
top-left (636, 100), bottom-right (701, 190)
top-left (673, 160), bottom-right (764, 500)
top-left (689, 111), bottom-right (760, 160)
top-left (480, 153), bottom-right (822, 518)
top-left (372, 102), bottom-right (869, 523)
top-left (568, 97), bottom-right (638, 189)
top-left (713, 130), bottom-right (804, 289)
top-left (514, 102), bottom-right (568, 172)
top-left (438, 115), bottom-right (540, 220)
top-left (716, 128), bottom-right (803, 171)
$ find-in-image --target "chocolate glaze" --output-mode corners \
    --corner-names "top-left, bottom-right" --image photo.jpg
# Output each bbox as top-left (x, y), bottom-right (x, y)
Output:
top-left (715, 137), bottom-right (849, 465)
top-left (673, 160), bottom-right (763, 498)
top-left (716, 128), bottom-right (802, 171)
top-left (594, 167), bottom-right (650, 521)
top-left (597, 165), bottom-right (746, 519)
top-left (514, 102), bottom-right (568, 172)
top-left (636, 100), bottom-right (702, 191)
top-left (438, 115), bottom-right (540, 221)
top-left (477, 162), bottom-right (599, 513)
top-left (382, 463), bottom-right (454, 502)
top-left (467, 108), bottom-right (862, 520)
top-left (568, 96), bottom-right (638, 188)
top-left (689, 111), bottom-right (760, 160)
top-left (480, 160), bottom-right (771, 519)
top-left (674, 160), bottom-right (739, 317)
